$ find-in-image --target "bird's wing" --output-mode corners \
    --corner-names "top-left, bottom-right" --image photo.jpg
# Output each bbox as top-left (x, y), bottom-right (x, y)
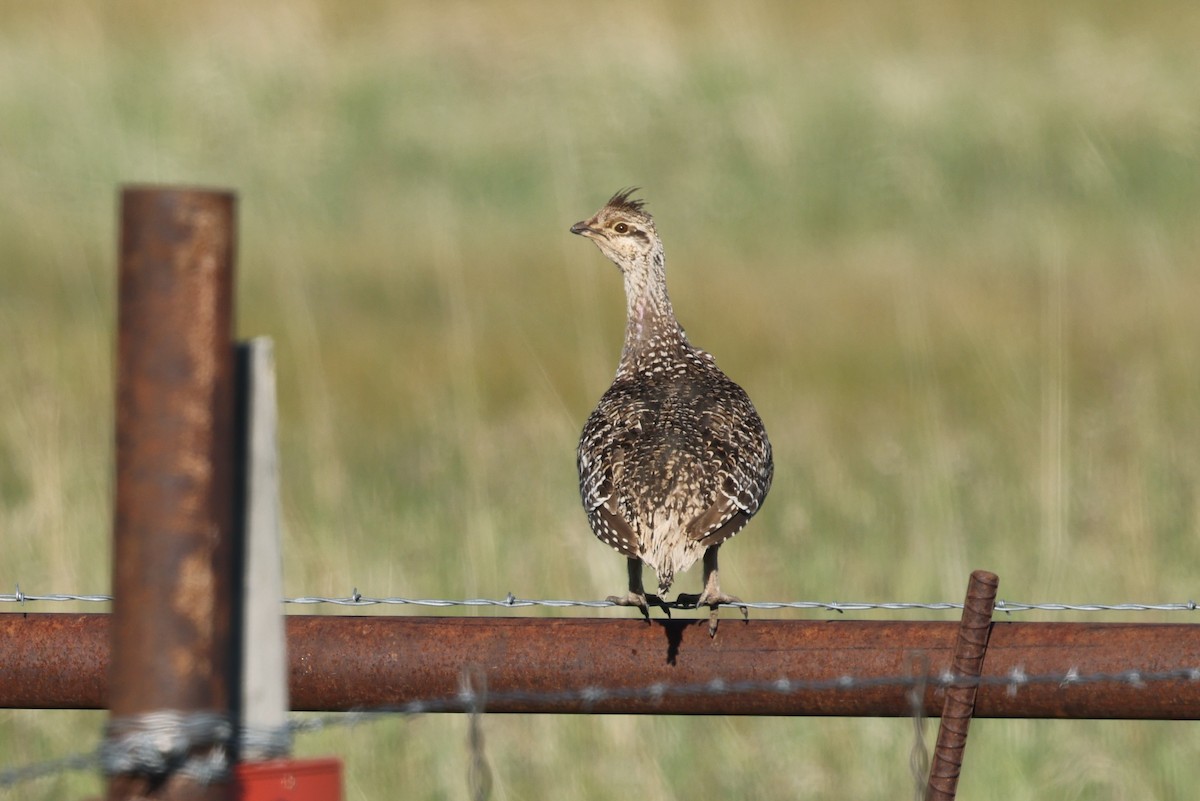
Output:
top-left (579, 417), bottom-right (641, 558)
top-left (685, 497), bottom-right (750, 549)
top-left (685, 395), bottom-right (774, 548)
top-left (590, 498), bottom-right (641, 559)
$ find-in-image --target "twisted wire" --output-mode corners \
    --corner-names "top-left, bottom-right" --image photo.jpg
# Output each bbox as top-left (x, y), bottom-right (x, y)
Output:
top-left (4, 664), bottom-right (1198, 790)
top-left (4, 586), bottom-right (1196, 615)
top-left (100, 711), bottom-right (233, 783)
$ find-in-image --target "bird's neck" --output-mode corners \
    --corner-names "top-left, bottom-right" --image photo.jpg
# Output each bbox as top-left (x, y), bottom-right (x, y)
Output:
top-left (618, 244), bottom-right (686, 369)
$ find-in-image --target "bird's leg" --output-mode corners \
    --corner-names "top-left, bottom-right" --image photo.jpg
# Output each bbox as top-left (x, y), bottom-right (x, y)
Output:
top-left (694, 546), bottom-right (748, 637)
top-left (606, 558), bottom-right (654, 623)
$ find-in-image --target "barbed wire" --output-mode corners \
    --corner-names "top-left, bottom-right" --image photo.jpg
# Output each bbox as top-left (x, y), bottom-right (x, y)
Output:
top-left (2, 586), bottom-right (115, 604)
top-left (281, 593), bottom-right (1200, 615)
top-left (0, 751), bottom-right (99, 789)
top-left (3, 585), bottom-right (1197, 614)
top-left (462, 668), bottom-right (493, 801)
top-left (4, 663), bottom-right (1199, 791)
top-left (906, 655), bottom-right (931, 801)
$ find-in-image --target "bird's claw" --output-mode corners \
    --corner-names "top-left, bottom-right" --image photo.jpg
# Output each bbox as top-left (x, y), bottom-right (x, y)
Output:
top-left (606, 592), bottom-right (670, 622)
top-left (694, 591), bottom-right (749, 637)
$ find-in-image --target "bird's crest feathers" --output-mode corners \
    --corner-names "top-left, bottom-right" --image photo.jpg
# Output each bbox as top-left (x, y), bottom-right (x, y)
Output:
top-left (605, 188), bottom-right (648, 217)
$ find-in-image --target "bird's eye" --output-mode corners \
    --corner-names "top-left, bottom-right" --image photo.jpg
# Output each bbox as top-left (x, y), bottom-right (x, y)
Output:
top-left (614, 222), bottom-right (629, 234)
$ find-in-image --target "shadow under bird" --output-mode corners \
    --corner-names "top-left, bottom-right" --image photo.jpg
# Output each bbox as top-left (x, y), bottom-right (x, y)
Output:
top-left (570, 189), bottom-right (773, 635)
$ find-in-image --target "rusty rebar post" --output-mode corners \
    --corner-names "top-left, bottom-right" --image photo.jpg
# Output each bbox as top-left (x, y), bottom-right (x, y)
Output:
top-left (108, 187), bottom-right (237, 801)
top-left (925, 570), bottom-right (999, 801)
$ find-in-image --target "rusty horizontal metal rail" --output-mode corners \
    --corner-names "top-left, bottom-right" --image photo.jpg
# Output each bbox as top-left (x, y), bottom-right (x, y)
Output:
top-left (3, 614), bottom-right (1198, 719)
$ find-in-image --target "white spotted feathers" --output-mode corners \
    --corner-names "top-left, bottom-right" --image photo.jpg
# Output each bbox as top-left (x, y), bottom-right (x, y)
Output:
top-left (570, 190), bottom-right (773, 596)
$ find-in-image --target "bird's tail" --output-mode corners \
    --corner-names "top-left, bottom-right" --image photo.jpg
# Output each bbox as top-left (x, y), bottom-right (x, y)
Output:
top-left (657, 568), bottom-right (674, 595)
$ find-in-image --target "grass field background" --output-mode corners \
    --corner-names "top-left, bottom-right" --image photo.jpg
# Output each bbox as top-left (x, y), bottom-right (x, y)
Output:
top-left (2, 2), bottom-right (1199, 798)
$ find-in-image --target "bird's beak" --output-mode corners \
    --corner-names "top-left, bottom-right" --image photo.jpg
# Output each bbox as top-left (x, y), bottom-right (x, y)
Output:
top-left (570, 220), bottom-right (596, 237)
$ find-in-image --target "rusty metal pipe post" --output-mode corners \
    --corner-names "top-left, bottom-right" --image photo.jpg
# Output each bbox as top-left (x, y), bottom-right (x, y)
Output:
top-left (925, 570), bottom-right (999, 801)
top-left (108, 187), bottom-right (237, 800)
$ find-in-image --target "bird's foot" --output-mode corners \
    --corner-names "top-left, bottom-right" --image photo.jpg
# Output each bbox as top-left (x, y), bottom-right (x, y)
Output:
top-left (693, 590), bottom-right (749, 637)
top-left (606, 591), bottom-right (670, 622)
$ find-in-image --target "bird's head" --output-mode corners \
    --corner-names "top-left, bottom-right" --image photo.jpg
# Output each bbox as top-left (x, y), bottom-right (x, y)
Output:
top-left (570, 188), bottom-right (659, 271)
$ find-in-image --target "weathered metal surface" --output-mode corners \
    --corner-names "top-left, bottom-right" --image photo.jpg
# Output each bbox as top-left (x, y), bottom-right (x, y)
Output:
top-left (0, 613), bottom-right (108, 708)
top-left (926, 570), bottom-right (999, 801)
top-left (110, 186), bottom-right (237, 800)
top-left (4, 614), bottom-right (1199, 719)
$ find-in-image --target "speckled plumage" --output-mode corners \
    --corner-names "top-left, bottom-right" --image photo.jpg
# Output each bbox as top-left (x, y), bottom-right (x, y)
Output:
top-left (570, 190), bottom-right (773, 626)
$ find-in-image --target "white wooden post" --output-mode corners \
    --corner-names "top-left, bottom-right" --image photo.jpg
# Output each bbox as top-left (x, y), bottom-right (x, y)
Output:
top-left (238, 337), bottom-right (290, 760)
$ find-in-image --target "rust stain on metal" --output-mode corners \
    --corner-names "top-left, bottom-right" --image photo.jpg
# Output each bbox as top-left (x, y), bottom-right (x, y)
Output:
top-left (170, 645), bottom-right (198, 683)
top-left (174, 547), bottom-right (216, 631)
top-left (172, 547), bottom-right (216, 678)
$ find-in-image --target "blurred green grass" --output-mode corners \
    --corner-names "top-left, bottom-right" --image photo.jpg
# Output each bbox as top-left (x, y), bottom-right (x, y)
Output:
top-left (2, 1), bottom-right (1200, 799)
